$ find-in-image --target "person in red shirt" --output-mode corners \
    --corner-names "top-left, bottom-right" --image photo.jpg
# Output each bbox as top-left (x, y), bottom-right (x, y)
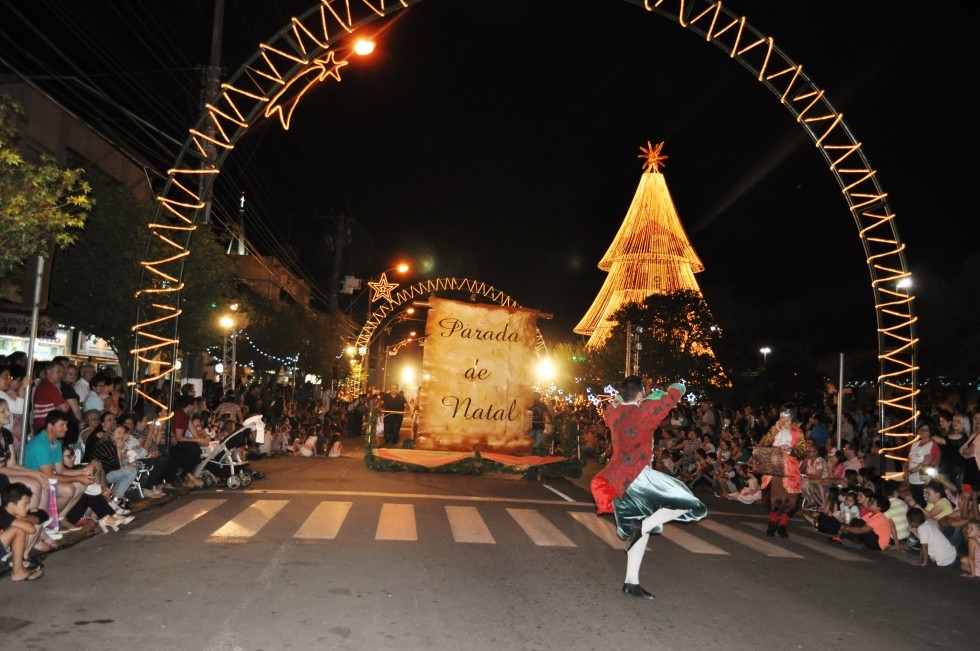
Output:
top-left (31, 361), bottom-right (68, 434)
top-left (167, 395), bottom-right (206, 487)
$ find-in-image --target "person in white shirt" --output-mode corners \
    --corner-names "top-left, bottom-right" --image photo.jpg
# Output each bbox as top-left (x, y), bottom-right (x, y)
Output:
top-left (74, 363), bottom-right (95, 404)
top-left (907, 507), bottom-right (957, 568)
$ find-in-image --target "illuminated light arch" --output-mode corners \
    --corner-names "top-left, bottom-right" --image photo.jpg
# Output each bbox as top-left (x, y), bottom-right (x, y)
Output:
top-left (132, 0), bottom-right (918, 472)
top-left (354, 276), bottom-right (549, 358)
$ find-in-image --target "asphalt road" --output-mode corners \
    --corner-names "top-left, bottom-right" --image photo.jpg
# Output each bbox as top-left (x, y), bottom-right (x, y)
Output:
top-left (3, 437), bottom-right (977, 650)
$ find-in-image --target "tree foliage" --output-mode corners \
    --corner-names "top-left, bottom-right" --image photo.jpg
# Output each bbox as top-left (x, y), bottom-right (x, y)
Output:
top-left (584, 289), bottom-right (729, 396)
top-left (0, 95), bottom-right (92, 283)
top-left (240, 289), bottom-right (340, 383)
top-left (47, 164), bottom-right (238, 375)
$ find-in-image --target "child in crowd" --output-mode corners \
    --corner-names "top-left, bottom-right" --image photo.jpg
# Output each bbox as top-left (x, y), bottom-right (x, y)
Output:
top-left (960, 520), bottom-right (980, 578)
top-left (724, 463), bottom-right (761, 504)
top-left (1, 481), bottom-right (44, 581)
top-left (907, 508), bottom-right (957, 569)
top-left (840, 491), bottom-right (861, 525)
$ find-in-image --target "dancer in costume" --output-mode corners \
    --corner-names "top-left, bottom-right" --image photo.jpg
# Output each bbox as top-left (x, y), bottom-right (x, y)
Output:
top-left (591, 376), bottom-right (707, 600)
top-left (758, 402), bottom-right (807, 538)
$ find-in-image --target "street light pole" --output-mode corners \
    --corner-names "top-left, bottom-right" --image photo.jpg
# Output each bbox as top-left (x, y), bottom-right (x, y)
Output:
top-left (220, 311), bottom-right (238, 394)
top-left (760, 346), bottom-right (771, 367)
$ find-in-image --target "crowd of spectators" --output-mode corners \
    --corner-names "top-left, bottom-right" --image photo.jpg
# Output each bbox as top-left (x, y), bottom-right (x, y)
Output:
top-left (5, 349), bottom-right (980, 583)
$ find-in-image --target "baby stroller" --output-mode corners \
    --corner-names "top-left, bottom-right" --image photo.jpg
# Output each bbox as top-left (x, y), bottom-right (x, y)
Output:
top-left (193, 415), bottom-right (265, 490)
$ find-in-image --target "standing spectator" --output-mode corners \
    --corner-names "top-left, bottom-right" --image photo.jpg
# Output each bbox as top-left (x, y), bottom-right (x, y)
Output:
top-left (57, 359), bottom-right (84, 447)
top-left (81, 374), bottom-right (111, 414)
top-left (960, 426), bottom-right (980, 493)
top-left (935, 411), bottom-right (970, 486)
top-left (380, 384), bottom-right (409, 446)
top-left (806, 412), bottom-right (830, 452)
top-left (73, 362), bottom-right (96, 405)
top-left (841, 441), bottom-right (864, 473)
top-left (347, 394), bottom-right (367, 438)
top-left (906, 421), bottom-right (941, 507)
top-left (0, 364), bottom-right (27, 450)
top-left (30, 361), bottom-right (68, 434)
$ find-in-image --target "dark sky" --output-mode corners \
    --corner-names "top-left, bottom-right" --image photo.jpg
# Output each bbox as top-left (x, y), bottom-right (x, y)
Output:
top-left (0, 1), bottom-right (973, 375)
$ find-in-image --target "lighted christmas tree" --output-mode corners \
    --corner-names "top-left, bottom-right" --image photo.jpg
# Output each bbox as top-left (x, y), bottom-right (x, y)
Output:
top-left (575, 141), bottom-right (712, 350)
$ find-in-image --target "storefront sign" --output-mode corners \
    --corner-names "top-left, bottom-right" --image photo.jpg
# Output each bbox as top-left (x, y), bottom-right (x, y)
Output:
top-left (76, 332), bottom-right (116, 358)
top-left (0, 311), bottom-right (59, 340)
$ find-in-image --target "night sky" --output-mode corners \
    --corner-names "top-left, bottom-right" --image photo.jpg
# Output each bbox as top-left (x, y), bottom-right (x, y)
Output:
top-left (0, 1), bottom-right (973, 376)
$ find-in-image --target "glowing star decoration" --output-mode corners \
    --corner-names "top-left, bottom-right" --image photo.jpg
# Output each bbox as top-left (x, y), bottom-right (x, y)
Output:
top-left (368, 272), bottom-right (399, 303)
top-left (638, 140), bottom-right (668, 173)
top-left (264, 51), bottom-right (349, 130)
top-left (685, 392), bottom-right (698, 404)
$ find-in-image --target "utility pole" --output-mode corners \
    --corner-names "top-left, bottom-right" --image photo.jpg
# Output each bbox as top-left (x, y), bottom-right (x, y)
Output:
top-left (326, 213), bottom-right (351, 314)
top-left (199, 0), bottom-right (225, 224)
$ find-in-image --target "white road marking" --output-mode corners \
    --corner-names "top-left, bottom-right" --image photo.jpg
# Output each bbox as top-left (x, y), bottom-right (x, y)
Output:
top-left (210, 499), bottom-right (288, 539)
top-left (376, 503), bottom-right (417, 541)
top-left (129, 499), bottom-right (226, 536)
top-left (507, 508), bottom-right (575, 547)
top-left (294, 501), bottom-right (352, 539)
top-left (446, 506), bottom-right (495, 543)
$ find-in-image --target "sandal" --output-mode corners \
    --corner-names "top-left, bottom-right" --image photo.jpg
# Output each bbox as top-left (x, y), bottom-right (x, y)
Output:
top-left (33, 540), bottom-right (58, 554)
top-left (12, 567), bottom-right (45, 582)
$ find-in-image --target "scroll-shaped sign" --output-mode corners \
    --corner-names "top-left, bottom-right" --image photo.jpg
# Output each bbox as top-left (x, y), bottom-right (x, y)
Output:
top-left (415, 297), bottom-right (537, 455)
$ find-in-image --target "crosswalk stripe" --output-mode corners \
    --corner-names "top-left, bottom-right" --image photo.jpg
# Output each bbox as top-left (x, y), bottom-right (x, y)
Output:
top-left (129, 499), bottom-right (226, 536)
top-left (660, 523), bottom-right (729, 555)
top-left (568, 512), bottom-right (623, 548)
top-left (507, 508), bottom-right (575, 547)
top-left (134, 498), bottom-right (904, 565)
top-left (697, 520), bottom-right (803, 558)
top-left (446, 506), bottom-right (495, 543)
top-left (210, 499), bottom-right (288, 539)
top-left (376, 503), bottom-right (417, 541)
top-left (294, 501), bottom-right (352, 540)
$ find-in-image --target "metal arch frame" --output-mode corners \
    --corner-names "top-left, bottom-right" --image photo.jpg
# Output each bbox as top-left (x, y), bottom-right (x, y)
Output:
top-left (131, 0), bottom-right (917, 455)
top-left (354, 276), bottom-right (549, 358)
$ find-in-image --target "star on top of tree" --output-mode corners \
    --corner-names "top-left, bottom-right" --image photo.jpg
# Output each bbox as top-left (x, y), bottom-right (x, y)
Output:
top-left (638, 140), bottom-right (668, 173)
top-left (368, 272), bottom-right (399, 303)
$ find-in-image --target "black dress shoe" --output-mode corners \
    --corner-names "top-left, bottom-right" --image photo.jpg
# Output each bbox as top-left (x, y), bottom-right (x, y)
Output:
top-left (622, 583), bottom-right (656, 600)
top-left (765, 522), bottom-right (777, 537)
top-left (776, 525), bottom-right (788, 538)
top-left (625, 521), bottom-right (645, 552)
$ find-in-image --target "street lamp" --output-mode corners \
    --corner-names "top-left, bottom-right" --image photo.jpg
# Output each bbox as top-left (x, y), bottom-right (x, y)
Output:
top-left (760, 346), bottom-right (771, 366)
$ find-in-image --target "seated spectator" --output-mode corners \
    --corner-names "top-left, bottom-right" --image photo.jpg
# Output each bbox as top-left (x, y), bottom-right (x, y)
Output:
top-left (682, 448), bottom-right (714, 489)
top-left (724, 463), bottom-right (761, 504)
top-left (90, 425), bottom-right (141, 510)
top-left (1, 481), bottom-right (44, 581)
top-left (82, 411), bottom-right (117, 463)
top-left (120, 421), bottom-right (175, 497)
top-left (23, 411), bottom-right (94, 531)
top-left (168, 395), bottom-right (207, 488)
top-left (907, 507), bottom-right (957, 569)
top-left (959, 519), bottom-right (980, 578)
top-left (800, 441), bottom-right (828, 511)
top-left (711, 459), bottom-right (736, 497)
top-left (882, 479), bottom-right (913, 553)
top-left (60, 451), bottom-right (132, 531)
top-left (837, 494), bottom-right (892, 550)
